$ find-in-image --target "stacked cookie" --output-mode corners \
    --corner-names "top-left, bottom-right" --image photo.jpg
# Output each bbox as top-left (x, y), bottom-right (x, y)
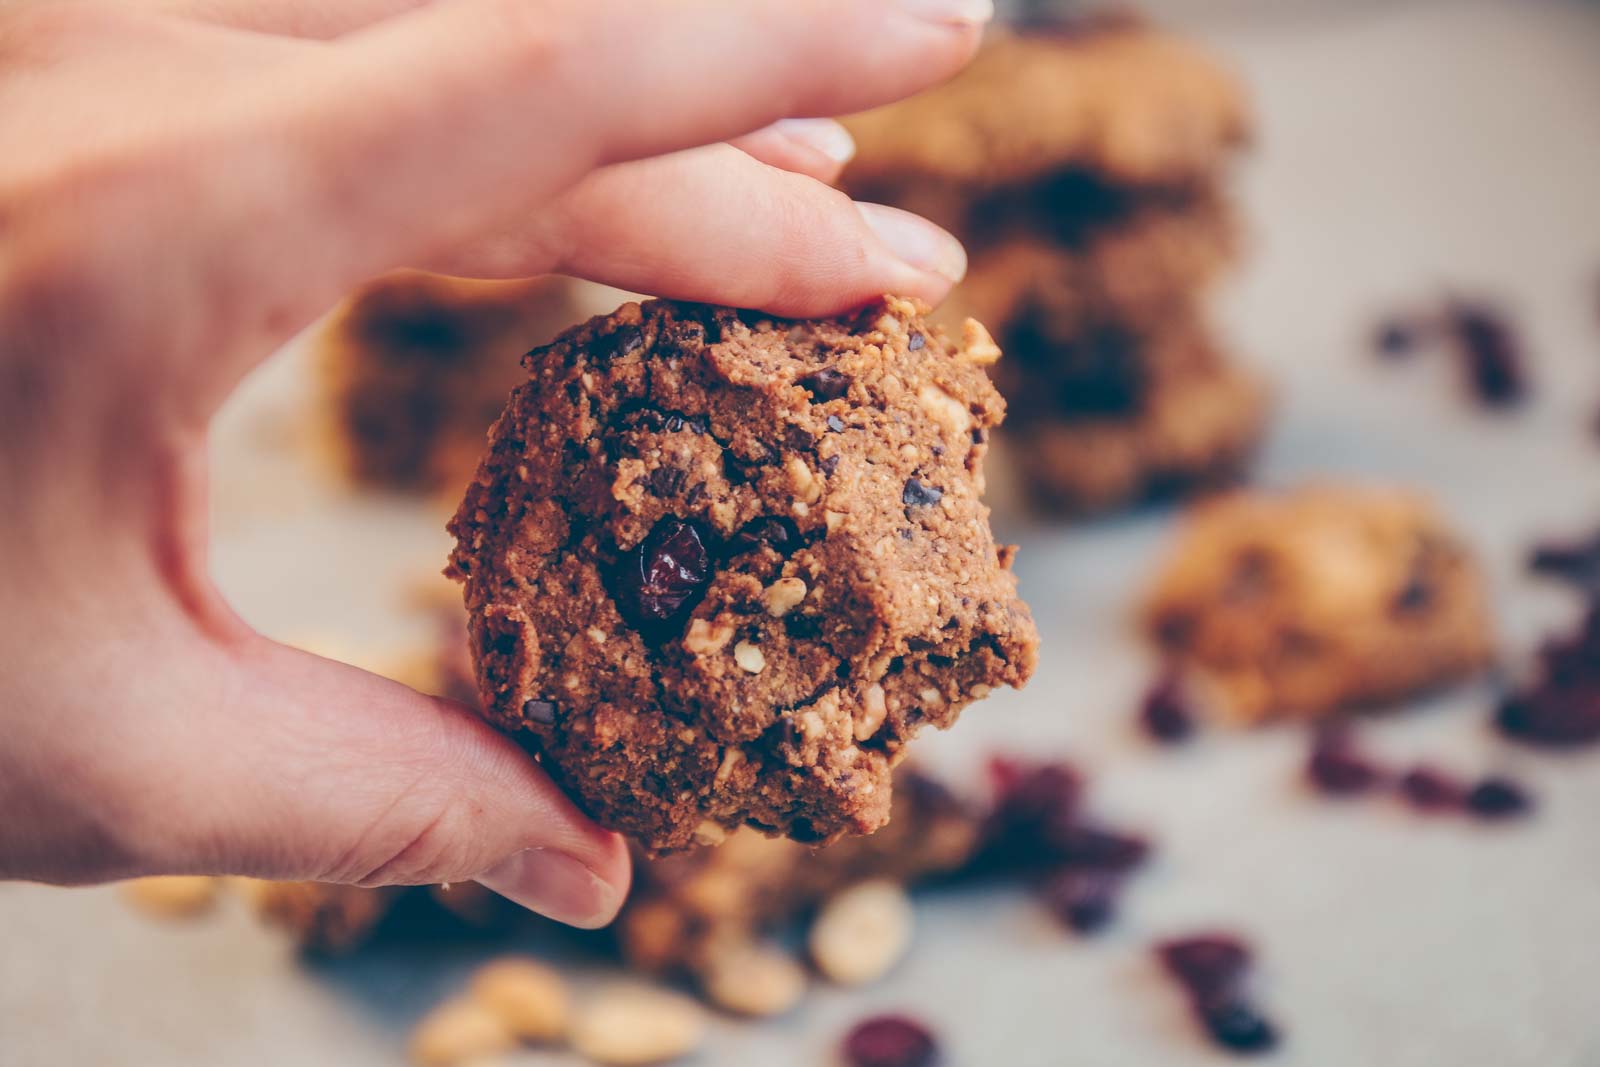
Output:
top-left (843, 18), bottom-right (1268, 513)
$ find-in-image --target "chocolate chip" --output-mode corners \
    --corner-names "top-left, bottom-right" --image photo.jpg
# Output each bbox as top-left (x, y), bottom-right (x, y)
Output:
top-left (642, 465), bottom-right (685, 498)
top-left (489, 629), bottom-right (519, 658)
top-left (820, 455), bottom-right (841, 476)
top-left (841, 1015), bottom-right (939, 1067)
top-left (907, 332), bottom-right (926, 351)
top-left (729, 516), bottom-right (798, 556)
top-left (902, 478), bottom-right (943, 508)
top-left (826, 414), bottom-right (846, 433)
top-left (522, 699), bottom-right (557, 725)
top-left (608, 517), bottom-right (712, 637)
top-left (800, 368), bottom-right (851, 402)
top-left (593, 324), bottom-right (645, 363)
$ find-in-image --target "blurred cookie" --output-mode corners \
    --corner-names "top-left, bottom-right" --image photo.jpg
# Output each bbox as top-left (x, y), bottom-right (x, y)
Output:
top-left (317, 271), bottom-right (580, 495)
top-left (1144, 485), bottom-right (1494, 723)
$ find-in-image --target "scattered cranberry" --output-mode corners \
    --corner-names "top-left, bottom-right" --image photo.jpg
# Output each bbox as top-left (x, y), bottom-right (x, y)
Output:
top-left (1529, 530), bottom-right (1600, 590)
top-left (1158, 935), bottom-right (1252, 1000)
top-left (1397, 766), bottom-right (1469, 812)
top-left (1465, 777), bottom-right (1534, 820)
top-left (1140, 669), bottom-right (1196, 744)
top-left (1446, 300), bottom-right (1527, 407)
top-left (1043, 868), bottom-right (1124, 933)
top-left (1199, 999), bottom-right (1282, 1055)
top-left (1050, 825), bottom-right (1151, 872)
top-left (728, 515), bottom-right (799, 557)
top-left (608, 517), bottom-right (712, 636)
top-left (841, 1014), bottom-right (939, 1067)
top-left (1496, 603), bottom-right (1600, 748)
top-left (1306, 729), bottom-right (1386, 796)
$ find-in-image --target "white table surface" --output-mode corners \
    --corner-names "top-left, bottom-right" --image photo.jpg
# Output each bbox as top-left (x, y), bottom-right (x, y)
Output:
top-left (7, 2), bottom-right (1600, 1065)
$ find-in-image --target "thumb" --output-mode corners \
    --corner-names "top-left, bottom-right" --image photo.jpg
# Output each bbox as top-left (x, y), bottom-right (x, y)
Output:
top-left (139, 636), bottom-right (631, 929)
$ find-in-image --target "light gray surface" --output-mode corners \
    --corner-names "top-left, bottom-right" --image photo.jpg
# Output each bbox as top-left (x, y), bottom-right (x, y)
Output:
top-left (6, 2), bottom-right (1600, 1065)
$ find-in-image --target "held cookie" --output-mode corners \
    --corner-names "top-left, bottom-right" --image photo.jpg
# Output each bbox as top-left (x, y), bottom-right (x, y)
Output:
top-left (447, 298), bottom-right (1038, 853)
top-left (1143, 485), bottom-right (1494, 723)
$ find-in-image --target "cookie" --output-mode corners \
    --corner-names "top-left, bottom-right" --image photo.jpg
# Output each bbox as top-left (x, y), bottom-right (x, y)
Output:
top-left (994, 324), bottom-right (1268, 514)
top-left (1143, 485), bottom-right (1495, 723)
top-left (447, 297), bottom-right (1037, 853)
top-left (841, 22), bottom-right (1251, 208)
top-left (318, 271), bottom-right (579, 494)
top-left (616, 768), bottom-right (981, 975)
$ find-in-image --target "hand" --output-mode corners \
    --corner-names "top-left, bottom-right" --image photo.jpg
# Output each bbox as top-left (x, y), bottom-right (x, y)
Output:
top-left (0, 0), bottom-right (987, 927)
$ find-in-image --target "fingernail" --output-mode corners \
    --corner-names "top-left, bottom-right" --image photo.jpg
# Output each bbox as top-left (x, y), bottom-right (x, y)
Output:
top-left (475, 848), bottom-right (620, 929)
top-left (898, 0), bottom-right (994, 26)
top-left (772, 118), bottom-right (856, 166)
top-left (857, 202), bottom-right (968, 284)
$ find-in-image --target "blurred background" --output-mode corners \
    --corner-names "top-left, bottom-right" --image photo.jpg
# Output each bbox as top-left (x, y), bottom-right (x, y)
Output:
top-left (5, 1), bottom-right (1600, 1065)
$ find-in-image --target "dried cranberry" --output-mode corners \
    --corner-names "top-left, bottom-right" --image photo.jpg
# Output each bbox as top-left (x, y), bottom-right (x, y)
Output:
top-left (1140, 669), bottom-right (1196, 743)
top-left (609, 517), bottom-right (712, 636)
top-left (1158, 935), bottom-right (1252, 1000)
top-left (1397, 766), bottom-right (1468, 812)
top-left (1050, 825), bottom-right (1151, 871)
top-left (902, 479), bottom-right (943, 508)
top-left (1044, 868), bottom-right (1124, 933)
top-left (1199, 1000), bottom-right (1281, 1055)
top-left (1465, 777), bottom-right (1533, 819)
top-left (1446, 301), bottom-right (1527, 407)
top-left (1496, 687), bottom-right (1600, 748)
top-left (593, 323), bottom-right (645, 363)
top-left (800, 368), bottom-right (851, 402)
top-left (1306, 729), bottom-right (1386, 796)
top-left (841, 1014), bottom-right (939, 1067)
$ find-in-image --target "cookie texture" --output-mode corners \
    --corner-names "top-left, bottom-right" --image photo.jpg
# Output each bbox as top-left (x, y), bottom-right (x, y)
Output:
top-left (318, 271), bottom-right (579, 494)
top-left (842, 23), bottom-right (1251, 199)
top-left (1144, 485), bottom-right (1494, 722)
top-left (448, 297), bottom-right (1037, 853)
top-left (843, 19), bottom-right (1265, 514)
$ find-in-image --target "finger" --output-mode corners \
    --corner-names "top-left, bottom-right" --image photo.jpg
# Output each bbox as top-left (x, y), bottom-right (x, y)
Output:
top-left (428, 144), bottom-right (966, 317)
top-left (730, 119), bottom-right (856, 185)
top-left (273, 0), bottom-right (988, 278)
top-left (145, 0), bottom-right (427, 38)
top-left (114, 636), bottom-right (631, 928)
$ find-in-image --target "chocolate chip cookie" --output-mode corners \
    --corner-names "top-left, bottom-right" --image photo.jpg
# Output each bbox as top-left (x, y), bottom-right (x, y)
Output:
top-left (447, 297), bottom-right (1037, 854)
top-left (318, 271), bottom-right (579, 494)
top-left (1144, 485), bottom-right (1494, 723)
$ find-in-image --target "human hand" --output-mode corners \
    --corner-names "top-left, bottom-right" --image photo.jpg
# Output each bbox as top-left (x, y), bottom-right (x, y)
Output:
top-left (0, 0), bottom-right (988, 926)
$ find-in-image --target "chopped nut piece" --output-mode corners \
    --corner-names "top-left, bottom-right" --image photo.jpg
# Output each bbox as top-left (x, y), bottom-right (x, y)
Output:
top-left (734, 641), bottom-right (767, 674)
top-left (409, 996), bottom-right (515, 1067)
top-left (570, 985), bottom-right (706, 1066)
top-left (809, 880), bottom-right (914, 986)
top-left (682, 616), bottom-right (734, 655)
top-left (960, 318), bottom-right (1002, 366)
top-left (468, 956), bottom-right (570, 1044)
top-left (764, 577), bottom-right (808, 617)
top-left (121, 876), bottom-right (219, 919)
top-left (699, 940), bottom-right (808, 1017)
top-left (856, 684), bottom-right (889, 741)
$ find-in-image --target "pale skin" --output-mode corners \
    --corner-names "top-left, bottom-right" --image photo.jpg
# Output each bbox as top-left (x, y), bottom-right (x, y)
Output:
top-left (0, 0), bottom-right (991, 927)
